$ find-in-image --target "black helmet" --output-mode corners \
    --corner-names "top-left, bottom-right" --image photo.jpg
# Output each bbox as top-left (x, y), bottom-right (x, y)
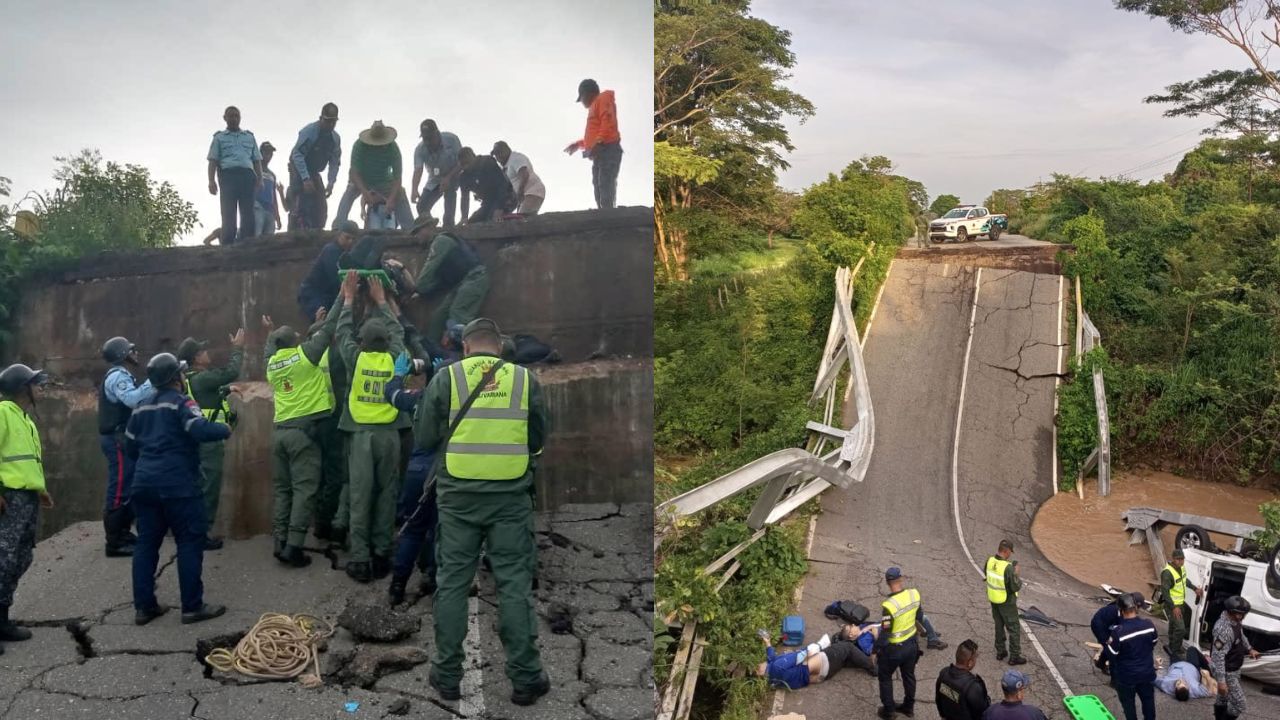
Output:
top-left (102, 336), bottom-right (136, 363)
top-left (1118, 592), bottom-right (1141, 612)
top-left (146, 353), bottom-right (186, 387)
top-left (1224, 596), bottom-right (1251, 615)
top-left (0, 364), bottom-right (48, 396)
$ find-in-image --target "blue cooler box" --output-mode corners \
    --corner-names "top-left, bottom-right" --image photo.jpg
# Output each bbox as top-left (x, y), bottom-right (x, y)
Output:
top-left (781, 615), bottom-right (805, 646)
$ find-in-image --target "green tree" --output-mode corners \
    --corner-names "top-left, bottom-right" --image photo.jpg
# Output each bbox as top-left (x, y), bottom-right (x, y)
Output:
top-left (1116, 1), bottom-right (1280, 134)
top-left (654, 0), bottom-right (814, 279)
top-left (0, 150), bottom-right (197, 357)
top-left (928, 193), bottom-right (961, 217)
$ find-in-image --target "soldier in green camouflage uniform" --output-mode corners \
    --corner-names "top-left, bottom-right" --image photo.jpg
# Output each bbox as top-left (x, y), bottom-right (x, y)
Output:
top-left (178, 330), bottom-right (246, 550)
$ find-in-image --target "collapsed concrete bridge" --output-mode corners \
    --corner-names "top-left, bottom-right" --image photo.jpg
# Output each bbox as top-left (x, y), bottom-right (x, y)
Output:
top-left (10, 207), bottom-right (654, 540)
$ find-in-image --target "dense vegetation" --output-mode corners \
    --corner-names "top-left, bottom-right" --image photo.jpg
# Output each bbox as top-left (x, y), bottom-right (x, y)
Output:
top-left (0, 149), bottom-right (197, 357)
top-left (1000, 137), bottom-right (1280, 486)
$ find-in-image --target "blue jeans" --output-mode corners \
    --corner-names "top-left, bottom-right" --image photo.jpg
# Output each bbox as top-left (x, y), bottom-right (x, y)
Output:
top-left (418, 184), bottom-right (467, 228)
top-left (393, 452), bottom-right (437, 582)
top-left (334, 183), bottom-right (414, 230)
top-left (1114, 680), bottom-right (1155, 720)
top-left (131, 489), bottom-right (207, 613)
top-left (920, 614), bottom-right (941, 643)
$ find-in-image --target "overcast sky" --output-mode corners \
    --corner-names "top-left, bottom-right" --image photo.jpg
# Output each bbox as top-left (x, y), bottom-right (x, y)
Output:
top-left (751, 0), bottom-right (1244, 206)
top-left (1, 0), bottom-right (652, 245)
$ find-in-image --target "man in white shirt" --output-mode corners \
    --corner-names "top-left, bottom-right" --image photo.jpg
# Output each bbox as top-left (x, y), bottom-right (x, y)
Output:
top-left (491, 141), bottom-right (546, 215)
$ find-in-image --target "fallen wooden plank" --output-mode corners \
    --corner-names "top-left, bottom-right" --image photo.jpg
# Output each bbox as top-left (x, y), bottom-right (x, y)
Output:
top-left (658, 622), bottom-right (698, 720)
top-left (673, 639), bottom-right (707, 720)
top-left (703, 528), bottom-right (768, 577)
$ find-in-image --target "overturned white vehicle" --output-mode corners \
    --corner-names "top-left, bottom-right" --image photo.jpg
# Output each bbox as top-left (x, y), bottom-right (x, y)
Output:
top-left (1182, 541), bottom-right (1280, 684)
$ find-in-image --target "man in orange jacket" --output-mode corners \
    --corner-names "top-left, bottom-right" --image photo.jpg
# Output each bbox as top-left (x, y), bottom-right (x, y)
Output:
top-left (564, 78), bottom-right (622, 209)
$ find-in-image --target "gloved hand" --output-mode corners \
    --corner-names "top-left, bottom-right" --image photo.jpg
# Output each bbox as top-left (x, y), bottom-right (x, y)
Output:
top-left (393, 351), bottom-right (411, 378)
top-left (432, 356), bottom-right (448, 372)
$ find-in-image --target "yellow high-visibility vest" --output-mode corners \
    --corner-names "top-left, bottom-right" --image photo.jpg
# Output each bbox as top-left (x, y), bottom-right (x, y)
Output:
top-left (183, 375), bottom-right (230, 422)
top-left (348, 351), bottom-right (397, 425)
top-left (1164, 563), bottom-right (1187, 606)
top-left (987, 556), bottom-right (1013, 604)
top-left (267, 347), bottom-right (334, 423)
top-left (0, 400), bottom-right (44, 492)
top-left (445, 356), bottom-right (530, 481)
top-left (883, 588), bottom-right (921, 644)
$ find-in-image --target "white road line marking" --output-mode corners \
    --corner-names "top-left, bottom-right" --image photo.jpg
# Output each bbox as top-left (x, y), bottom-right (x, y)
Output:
top-left (460, 595), bottom-right (486, 717)
top-left (950, 267), bottom-right (1074, 698)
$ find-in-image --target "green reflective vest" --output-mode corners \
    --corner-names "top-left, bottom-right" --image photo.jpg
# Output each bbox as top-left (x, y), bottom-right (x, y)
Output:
top-left (267, 347), bottom-right (334, 423)
top-left (1164, 563), bottom-right (1187, 606)
top-left (986, 556), bottom-right (1012, 604)
top-left (0, 400), bottom-right (44, 492)
top-left (883, 588), bottom-right (920, 644)
top-left (445, 356), bottom-right (530, 481)
top-left (348, 351), bottom-right (397, 425)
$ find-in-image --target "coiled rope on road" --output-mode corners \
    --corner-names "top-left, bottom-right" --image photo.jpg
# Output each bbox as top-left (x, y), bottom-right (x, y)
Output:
top-left (205, 613), bottom-right (335, 686)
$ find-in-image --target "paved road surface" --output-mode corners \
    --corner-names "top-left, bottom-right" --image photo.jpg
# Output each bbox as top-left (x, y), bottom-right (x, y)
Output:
top-left (0, 504), bottom-right (652, 720)
top-left (778, 257), bottom-right (1280, 720)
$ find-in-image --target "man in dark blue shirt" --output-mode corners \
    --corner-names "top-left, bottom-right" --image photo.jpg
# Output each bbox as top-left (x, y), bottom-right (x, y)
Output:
top-left (297, 221), bottom-right (358, 322)
top-left (1106, 593), bottom-right (1158, 720)
top-left (1091, 592), bottom-right (1140, 674)
top-left (981, 670), bottom-right (1047, 720)
top-left (125, 353), bottom-right (231, 626)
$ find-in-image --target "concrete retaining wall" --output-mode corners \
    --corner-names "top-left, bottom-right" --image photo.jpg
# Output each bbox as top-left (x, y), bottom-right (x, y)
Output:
top-left (12, 208), bottom-right (654, 538)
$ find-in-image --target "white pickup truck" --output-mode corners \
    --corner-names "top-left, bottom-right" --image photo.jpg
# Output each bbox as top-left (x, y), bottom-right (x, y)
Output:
top-left (928, 205), bottom-right (1007, 243)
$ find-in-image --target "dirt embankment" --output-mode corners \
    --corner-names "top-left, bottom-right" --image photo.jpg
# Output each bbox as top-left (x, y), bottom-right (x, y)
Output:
top-left (1032, 468), bottom-right (1278, 590)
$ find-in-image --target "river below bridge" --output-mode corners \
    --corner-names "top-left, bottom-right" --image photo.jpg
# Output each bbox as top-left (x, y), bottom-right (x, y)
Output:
top-left (1032, 467), bottom-right (1277, 590)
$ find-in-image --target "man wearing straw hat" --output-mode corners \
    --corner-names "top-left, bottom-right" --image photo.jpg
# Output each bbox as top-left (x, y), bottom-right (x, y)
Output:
top-left (335, 121), bottom-right (414, 230)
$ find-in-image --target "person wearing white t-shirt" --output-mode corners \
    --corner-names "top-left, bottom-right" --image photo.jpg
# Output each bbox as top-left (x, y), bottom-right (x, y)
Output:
top-left (491, 141), bottom-right (546, 215)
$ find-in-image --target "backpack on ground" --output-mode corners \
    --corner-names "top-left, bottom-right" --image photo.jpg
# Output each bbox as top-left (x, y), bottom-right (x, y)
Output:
top-left (823, 600), bottom-right (870, 625)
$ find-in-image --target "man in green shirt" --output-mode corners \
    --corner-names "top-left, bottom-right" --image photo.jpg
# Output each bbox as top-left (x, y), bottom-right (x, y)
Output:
top-left (414, 318), bottom-right (550, 706)
top-left (177, 330), bottom-right (246, 551)
top-left (986, 539), bottom-right (1025, 665)
top-left (262, 306), bottom-right (338, 568)
top-left (335, 271), bottom-right (406, 583)
top-left (335, 121), bottom-right (413, 230)
top-left (412, 219), bottom-right (490, 349)
top-left (1161, 548), bottom-right (1203, 661)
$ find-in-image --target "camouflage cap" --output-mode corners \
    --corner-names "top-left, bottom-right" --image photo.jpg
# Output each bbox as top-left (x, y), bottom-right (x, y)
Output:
top-left (359, 319), bottom-right (390, 345)
top-left (270, 326), bottom-right (300, 348)
top-left (462, 318), bottom-right (502, 340)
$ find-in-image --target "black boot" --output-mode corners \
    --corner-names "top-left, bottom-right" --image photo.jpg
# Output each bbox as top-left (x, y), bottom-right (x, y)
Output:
top-left (371, 555), bottom-right (390, 580)
top-left (273, 538), bottom-right (287, 562)
top-left (282, 545), bottom-right (312, 568)
top-left (0, 607), bottom-right (31, 642)
top-left (346, 561), bottom-right (372, 583)
top-left (419, 574), bottom-right (438, 597)
top-left (388, 577), bottom-right (407, 606)
top-left (314, 522), bottom-right (332, 542)
top-left (510, 671), bottom-right (551, 706)
top-left (103, 509), bottom-right (135, 557)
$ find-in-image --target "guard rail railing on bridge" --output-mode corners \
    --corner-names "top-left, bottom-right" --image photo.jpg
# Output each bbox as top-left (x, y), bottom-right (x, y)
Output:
top-left (655, 255), bottom-right (878, 720)
top-left (1074, 277), bottom-right (1111, 496)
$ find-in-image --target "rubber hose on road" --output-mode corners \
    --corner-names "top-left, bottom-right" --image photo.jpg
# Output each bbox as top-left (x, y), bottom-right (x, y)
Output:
top-left (205, 613), bottom-right (335, 686)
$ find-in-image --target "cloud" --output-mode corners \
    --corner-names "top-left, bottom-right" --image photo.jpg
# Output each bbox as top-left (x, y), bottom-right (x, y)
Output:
top-left (751, 0), bottom-right (1244, 203)
top-left (1, 0), bottom-right (653, 244)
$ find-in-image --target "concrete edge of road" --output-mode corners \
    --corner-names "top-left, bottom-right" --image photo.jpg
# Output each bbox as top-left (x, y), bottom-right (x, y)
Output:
top-left (950, 266), bottom-right (1074, 699)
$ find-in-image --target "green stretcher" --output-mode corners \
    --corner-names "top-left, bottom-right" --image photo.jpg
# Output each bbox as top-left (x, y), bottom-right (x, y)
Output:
top-left (1063, 694), bottom-right (1115, 720)
top-left (336, 268), bottom-right (394, 291)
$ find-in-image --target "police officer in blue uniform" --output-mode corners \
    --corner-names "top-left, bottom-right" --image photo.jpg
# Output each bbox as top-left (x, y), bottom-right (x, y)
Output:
top-left (1091, 592), bottom-right (1141, 675)
top-left (98, 336), bottom-right (155, 557)
top-left (1105, 592), bottom-right (1158, 720)
top-left (125, 353), bottom-right (230, 625)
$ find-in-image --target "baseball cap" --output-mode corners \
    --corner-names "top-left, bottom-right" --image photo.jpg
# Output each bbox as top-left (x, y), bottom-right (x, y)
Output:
top-left (176, 337), bottom-right (207, 364)
top-left (260, 141), bottom-right (276, 153)
top-left (576, 78), bottom-right (599, 102)
top-left (462, 318), bottom-right (502, 340)
top-left (1001, 669), bottom-right (1029, 693)
top-left (884, 567), bottom-right (903, 582)
top-left (1171, 549), bottom-right (1185, 559)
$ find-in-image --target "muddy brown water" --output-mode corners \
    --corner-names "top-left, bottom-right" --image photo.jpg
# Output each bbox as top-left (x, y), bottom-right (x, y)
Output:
top-left (1032, 468), bottom-right (1278, 591)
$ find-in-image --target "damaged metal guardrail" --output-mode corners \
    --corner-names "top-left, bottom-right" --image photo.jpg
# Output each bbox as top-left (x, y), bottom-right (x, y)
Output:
top-left (655, 257), bottom-right (880, 720)
top-left (1074, 277), bottom-right (1111, 496)
top-left (656, 257), bottom-right (877, 541)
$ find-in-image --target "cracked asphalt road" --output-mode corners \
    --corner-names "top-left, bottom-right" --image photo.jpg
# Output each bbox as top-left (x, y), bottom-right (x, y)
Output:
top-left (778, 258), bottom-right (1280, 720)
top-left (0, 503), bottom-right (653, 720)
